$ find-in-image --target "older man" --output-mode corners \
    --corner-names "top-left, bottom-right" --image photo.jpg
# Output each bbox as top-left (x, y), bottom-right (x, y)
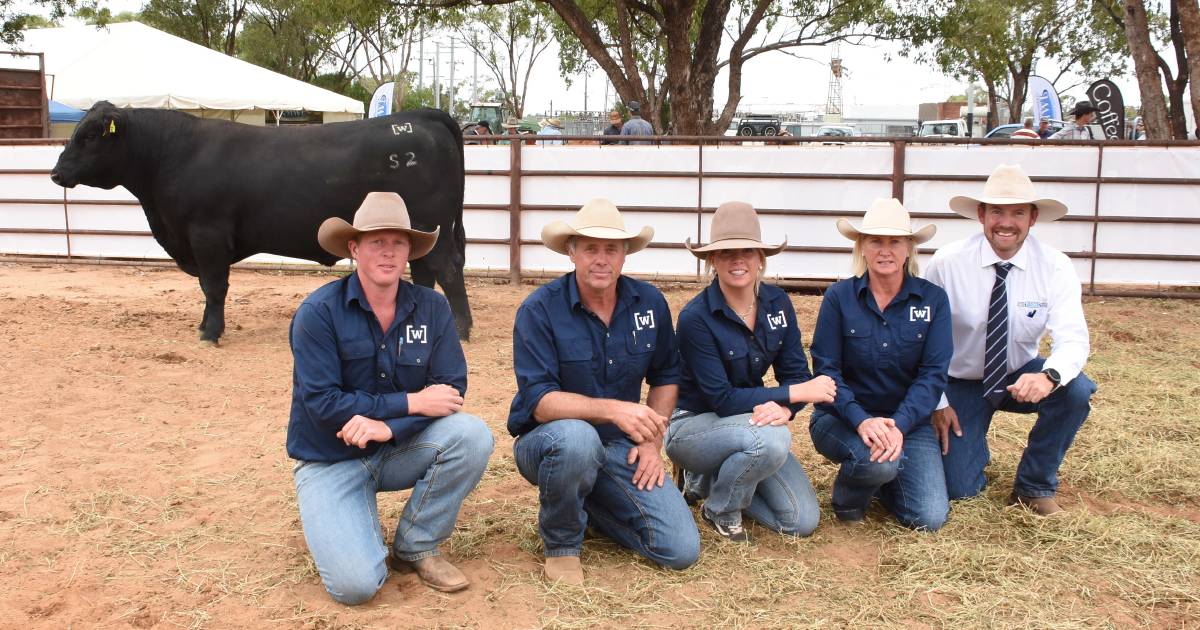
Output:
top-left (289, 192), bottom-right (494, 604)
top-left (924, 165), bottom-right (1096, 516)
top-left (509, 199), bottom-right (700, 585)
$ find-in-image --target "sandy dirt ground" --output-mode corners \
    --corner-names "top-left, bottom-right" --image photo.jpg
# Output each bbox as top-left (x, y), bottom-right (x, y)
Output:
top-left (0, 262), bottom-right (1196, 629)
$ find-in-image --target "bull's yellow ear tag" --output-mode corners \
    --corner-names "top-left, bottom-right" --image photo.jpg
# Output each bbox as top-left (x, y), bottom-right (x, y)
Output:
top-left (109, 121), bottom-right (117, 134)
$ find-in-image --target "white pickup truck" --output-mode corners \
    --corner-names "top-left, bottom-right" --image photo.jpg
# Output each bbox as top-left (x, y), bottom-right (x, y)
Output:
top-left (918, 118), bottom-right (985, 138)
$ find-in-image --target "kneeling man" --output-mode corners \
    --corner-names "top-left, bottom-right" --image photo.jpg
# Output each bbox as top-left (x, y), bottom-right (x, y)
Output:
top-left (509, 199), bottom-right (701, 585)
top-left (925, 165), bottom-right (1096, 515)
top-left (288, 192), bottom-right (494, 604)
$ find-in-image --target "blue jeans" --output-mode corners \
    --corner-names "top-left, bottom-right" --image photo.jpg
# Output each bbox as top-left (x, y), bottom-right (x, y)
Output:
top-left (293, 413), bottom-right (494, 605)
top-left (809, 410), bottom-right (949, 531)
top-left (512, 419), bottom-right (700, 570)
top-left (942, 357), bottom-right (1096, 500)
top-left (664, 412), bottom-right (820, 536)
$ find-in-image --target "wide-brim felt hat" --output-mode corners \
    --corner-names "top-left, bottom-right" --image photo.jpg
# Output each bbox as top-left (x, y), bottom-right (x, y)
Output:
top-left (317, 192), bottom-right (439, 260)
top-left (837, 198), bottom-right (936, 244)
top-left (685, 201), bottom-right (787, 259)
top-left (541, 198), bottom-right (654, 255)
top-left (948, 163), bottom-right (1068, 221)
top-left (1069, 101), bottom-right (1099, 116)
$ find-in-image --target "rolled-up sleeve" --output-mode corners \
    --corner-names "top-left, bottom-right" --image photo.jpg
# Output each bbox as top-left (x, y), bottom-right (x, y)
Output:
top-left (290, 302), bottom-right (410, 432)
top-left (1042, 255), bottom-right (1090, 385)
top-left (509, 302), bottom-right (562, 436)
top-left (810, 286), bottom-right (872, 428)
top-left (890, 290), bottom-right (953, 433)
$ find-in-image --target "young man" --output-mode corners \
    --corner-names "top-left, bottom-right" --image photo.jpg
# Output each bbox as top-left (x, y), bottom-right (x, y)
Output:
top-left (288, 192), bottom-right (493, 604)
top-left (508, 198), bottom-right (700, 585)
top-left (1050, 102), bottom-right (1099, 140)
top-left (924, 165), bottom-right (1096, 516)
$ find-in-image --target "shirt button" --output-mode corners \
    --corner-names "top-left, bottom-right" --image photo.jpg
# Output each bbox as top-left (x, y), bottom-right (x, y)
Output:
top-left (882, 342), bottom-right (888, 348)
top-left (416, 358), bottom-right (421, 364)
top-left (380, 372), bottom-right (387, 378)
top-left (882, 322), bottom-right (888, 326)
top-left (380, 344), bottom-right (386, 350)
top-left (646, 343), bottom-right (651, 348)
top-left (608, 359), bottom-right (613, 364)
top-left (729, 350), bottom-right (734, 355)
top-left (606, 333), bottom-right (610, 338)
top-left (850, 329), bottom-right (856, 334)
top-left (917, 333), bottom-right (923, 339)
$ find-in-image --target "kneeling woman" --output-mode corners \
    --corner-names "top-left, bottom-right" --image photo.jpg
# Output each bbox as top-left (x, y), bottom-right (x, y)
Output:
top-left (809, 199), bottom-right (952, 530)
top-left (666, 201), bottom-right (836, 542)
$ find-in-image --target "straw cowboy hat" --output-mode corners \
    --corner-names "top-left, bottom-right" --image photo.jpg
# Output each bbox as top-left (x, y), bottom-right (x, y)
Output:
top-left (948, 164), bottom-right (1068, 221)
top-left (501, 117), bottom-right (521, 129)
top-left (685, 201), bottom-right (787, 259)
top-left (541, 198), bottom-right (654, 255)
top-left (836, 198), bottom-right (936, 244)
top-left (317, 192), bottom-right (440, 260)
top-left (539, 117), bottom-right (563, 128)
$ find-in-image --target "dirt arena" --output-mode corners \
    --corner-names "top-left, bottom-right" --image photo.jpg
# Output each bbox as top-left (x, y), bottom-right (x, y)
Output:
top-left (0, 262), bottom-right (1197, 629)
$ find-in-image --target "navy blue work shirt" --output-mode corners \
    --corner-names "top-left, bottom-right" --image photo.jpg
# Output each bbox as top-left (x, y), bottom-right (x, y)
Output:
top-left (810, 273), bottom-right (952, 434)
top-left (287, 273), bottom-right (467, 462)
top-left (508, 272), bottom-right (681, 440)
top-left (677, 280), bottom-right (814, 419)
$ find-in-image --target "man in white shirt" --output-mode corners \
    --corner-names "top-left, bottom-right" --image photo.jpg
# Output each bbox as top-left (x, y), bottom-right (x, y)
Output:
top-left (924, 164), bottom-right (1096, 516)
top-left (1049, 102), bottom-right (1099, 140)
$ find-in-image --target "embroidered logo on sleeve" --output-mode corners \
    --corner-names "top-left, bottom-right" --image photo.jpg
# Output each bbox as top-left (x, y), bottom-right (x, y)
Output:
top-left (633, 310), bottom-right (656, 330)
top-left (405, 324), bottom-right (428, 344)
top-left (909, 306), bottom-right (931, 322)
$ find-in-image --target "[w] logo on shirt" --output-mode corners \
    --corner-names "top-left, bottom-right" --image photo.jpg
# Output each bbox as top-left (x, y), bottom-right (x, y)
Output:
top-left (633, 310), bottom-right (656, 331)
top-left (766, 310), bottom-right (787, 330)
top-left (406, 324), bottom-right (428, 344)
top-left (909, 306), bottom-right (931, 322)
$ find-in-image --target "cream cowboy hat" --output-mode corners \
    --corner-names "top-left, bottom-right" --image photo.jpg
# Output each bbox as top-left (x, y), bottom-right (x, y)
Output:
top-left (317, 192), bottom-right (439, 260)
top-left (541, 198), bottom-right (654, 255)
top-left (685, 201), bottom-right (786, 259)
top-left (539, 117), bottom-right (563, 128)
top-left (948, 164), bottom-right (1068, 221)
top-left (836, 198), bottom-right (936, 244)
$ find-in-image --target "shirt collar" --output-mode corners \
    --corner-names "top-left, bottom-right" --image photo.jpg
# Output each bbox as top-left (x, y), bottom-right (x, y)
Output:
top-left (977, 233), bottom-right (1033, 271)
top-left (853, 272), bottom-right (924, 301)
top-left (343, 271), bottom-right (416, 321)
top-left (703, 277), bottom-right (767, 320)
top-left (566, 272), bottom-right (638, 313)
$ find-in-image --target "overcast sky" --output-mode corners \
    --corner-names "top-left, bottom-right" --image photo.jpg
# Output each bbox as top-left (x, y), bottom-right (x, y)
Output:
top-left (27, 1), bottom-right (1148, 117)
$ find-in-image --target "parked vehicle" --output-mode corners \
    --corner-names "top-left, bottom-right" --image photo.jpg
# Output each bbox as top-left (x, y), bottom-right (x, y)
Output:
top-left (918, 118), bottom-right (984, 138)
top-left (737, 114), bottom-right (781, 136)
top-left (985, 124), bottom-right (1024, 139)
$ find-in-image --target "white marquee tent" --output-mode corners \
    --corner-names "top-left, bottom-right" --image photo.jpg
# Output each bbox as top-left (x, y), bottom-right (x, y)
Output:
top-left (12, 22), bottom-right (364, 130)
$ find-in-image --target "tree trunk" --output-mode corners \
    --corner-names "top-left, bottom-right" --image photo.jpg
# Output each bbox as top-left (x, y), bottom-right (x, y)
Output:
top-left (1124, 0), bottom-right (1172, 139)
top-left (1179, 0), bottom-right (1200, 137)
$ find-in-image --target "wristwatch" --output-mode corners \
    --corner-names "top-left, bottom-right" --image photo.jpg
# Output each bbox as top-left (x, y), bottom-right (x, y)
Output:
top-left (1041, 368), bottom-right (1061, 388)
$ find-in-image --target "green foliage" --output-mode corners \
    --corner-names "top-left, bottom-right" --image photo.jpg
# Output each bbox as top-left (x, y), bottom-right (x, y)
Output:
top-left (139, 0), bottom-right (245, 53)
top-left (1, 0), bottom-right (76, 44)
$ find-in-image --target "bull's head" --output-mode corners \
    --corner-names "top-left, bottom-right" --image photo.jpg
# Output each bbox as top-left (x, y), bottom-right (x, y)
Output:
top-left (50, 101), bottom-right (127, 189)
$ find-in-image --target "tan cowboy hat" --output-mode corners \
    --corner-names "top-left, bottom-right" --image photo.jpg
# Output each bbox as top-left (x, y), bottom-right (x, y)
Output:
top-left (541, 198), bottom-right (654, 255)
top-left (685, 201), bottom-right (786, 259)
top-left (836, 198), bottom-right (936, 244)
top-left (948, 164), bottom-right (1068, 221)
top-left (317, 192), bottom-right (439, 260)
top-left (539, 117), bottom-right (563, 128)
top-left (501, 117), bottom-right (521, 129)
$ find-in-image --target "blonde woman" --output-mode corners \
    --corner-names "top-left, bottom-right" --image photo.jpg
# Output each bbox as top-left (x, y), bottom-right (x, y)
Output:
top-left (665, 201), bottom-right (836, 542)
top-left (808, 198), bottom-right (951, 529)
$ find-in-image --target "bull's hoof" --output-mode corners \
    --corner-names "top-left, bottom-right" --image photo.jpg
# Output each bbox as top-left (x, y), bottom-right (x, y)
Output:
top-left (199, 338), bottom-right (220, 348)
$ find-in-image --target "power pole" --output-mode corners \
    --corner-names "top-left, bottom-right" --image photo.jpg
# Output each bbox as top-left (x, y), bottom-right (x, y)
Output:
top-left (449, 39), bottom-right (456, 115)
top-left (472, 43), bottom-right (478, 103)
top-left (583, 71), bottom-right (588, 112)
top-left (418, 29), bottom-right (424, 92)
top-left (434, 43), bottom-right (441, 110)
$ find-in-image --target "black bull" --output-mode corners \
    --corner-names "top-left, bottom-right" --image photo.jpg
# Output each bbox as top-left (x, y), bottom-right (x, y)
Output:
top-left (50, 102), bottom-right (473, 343)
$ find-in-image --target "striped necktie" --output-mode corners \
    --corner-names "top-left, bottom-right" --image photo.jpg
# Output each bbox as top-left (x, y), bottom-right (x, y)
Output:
top-left (983, 262), bottom-right (1014, 407)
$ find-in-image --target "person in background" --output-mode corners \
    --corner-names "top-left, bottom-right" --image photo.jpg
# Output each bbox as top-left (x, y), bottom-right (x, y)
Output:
top-left (537, 117), bottom-right (565, 146)
top-left (601, 110), bottom-right (623, 145)
top-left (620, 101), bottom-right (654, 144)
top-left (1050, 102), bottom-right (1099, 140)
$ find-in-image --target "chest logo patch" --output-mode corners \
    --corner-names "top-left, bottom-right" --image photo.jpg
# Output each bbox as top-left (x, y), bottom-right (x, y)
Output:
top-left (766, 310), bottom-right (787, 330)
top-left (406, 324), bottom-right (428, 344)
top-left (633, 310), bottom-right (656, 331)
top-left (909, 306), bottom-right (931, 322)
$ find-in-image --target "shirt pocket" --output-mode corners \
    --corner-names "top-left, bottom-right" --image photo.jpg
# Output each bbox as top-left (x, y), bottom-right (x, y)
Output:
top-left (555, 337), bottom-right (595, 393)
top-left (396, 340), bottom-right (432, 388)
top-left (1012, 309), bottom-right (1048, 343)
top-left (843, 323), bottom-right (874, 368)
top-left (625, 331), bottom-right (657, 381)
top-left (715, 337), bottom-right (751, 384)
top-left (338, 338), bottom-right (375, 361)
